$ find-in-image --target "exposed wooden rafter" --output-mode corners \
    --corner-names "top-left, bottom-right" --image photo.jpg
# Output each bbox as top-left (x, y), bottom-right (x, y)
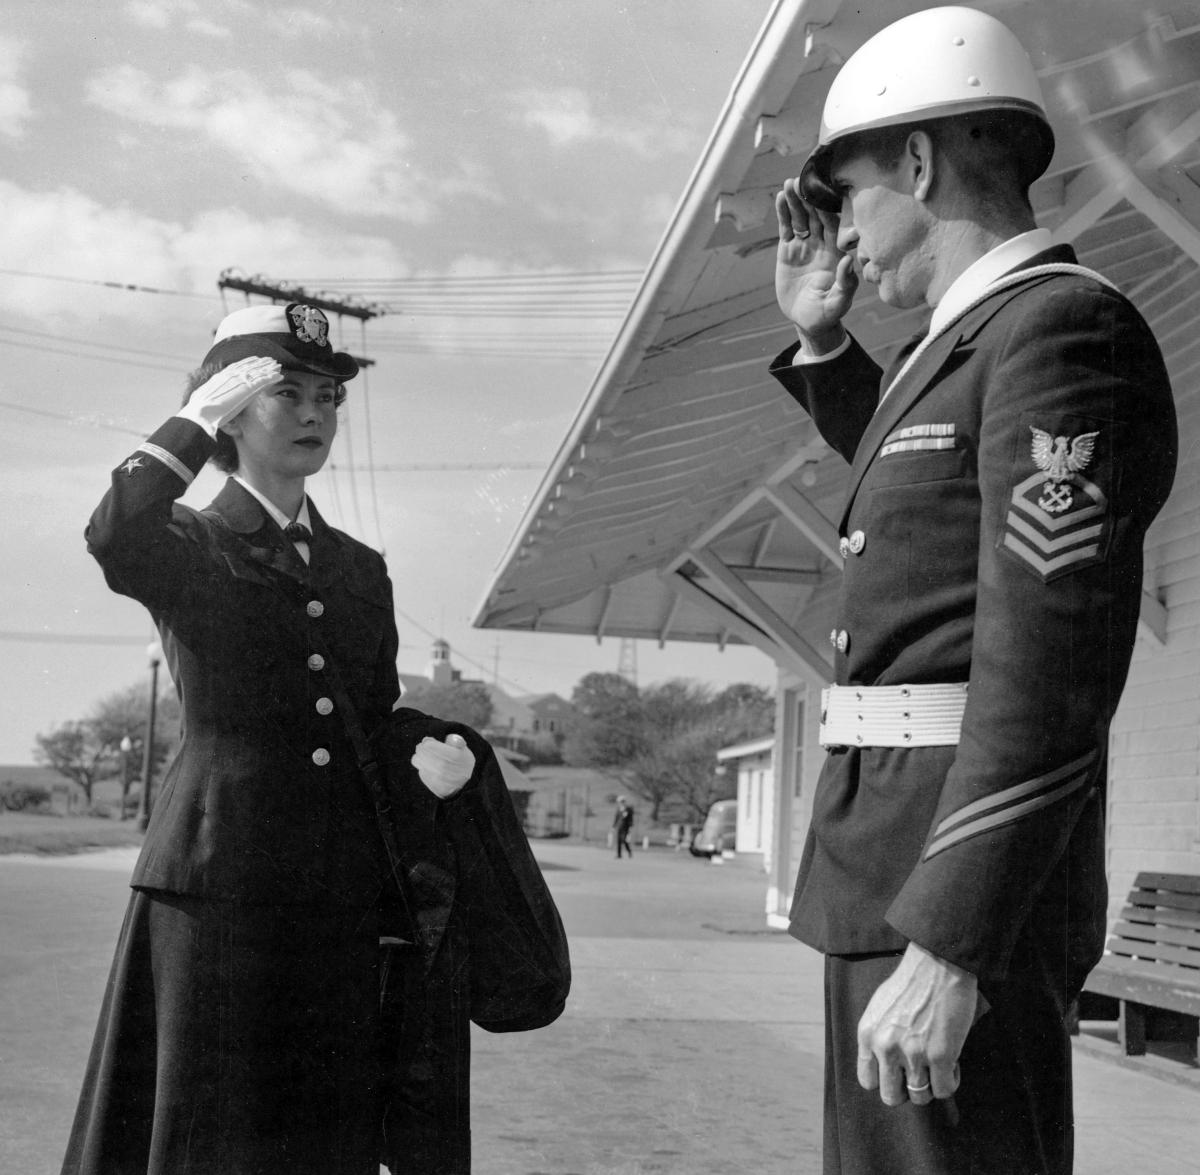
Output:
top-left (684, 548), bottom-right (832, 687)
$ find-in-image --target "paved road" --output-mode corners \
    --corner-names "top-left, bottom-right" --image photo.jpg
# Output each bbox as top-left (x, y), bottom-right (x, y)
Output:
top-left (1, 841), bottom-right (1197, 1173)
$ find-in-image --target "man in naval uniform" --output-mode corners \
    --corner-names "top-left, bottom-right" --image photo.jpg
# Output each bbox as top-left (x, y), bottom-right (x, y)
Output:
top-left (769, 8), bottom-right (1177, 1173)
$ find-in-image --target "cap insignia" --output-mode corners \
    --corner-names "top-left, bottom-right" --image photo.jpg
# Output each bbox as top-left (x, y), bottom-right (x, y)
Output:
top-left (287, 303), bottom-right (330, 348)
top-left (121, 456), bottom-right (145, 476)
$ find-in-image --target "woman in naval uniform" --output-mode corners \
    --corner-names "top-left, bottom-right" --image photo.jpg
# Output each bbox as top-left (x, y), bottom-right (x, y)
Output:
top-left (61, 303), bottom-right (475, 1175)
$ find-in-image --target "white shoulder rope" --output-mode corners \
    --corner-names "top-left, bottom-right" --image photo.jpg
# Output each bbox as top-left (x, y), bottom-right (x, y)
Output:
top-left (881, 263), bottom-right (1118, 403)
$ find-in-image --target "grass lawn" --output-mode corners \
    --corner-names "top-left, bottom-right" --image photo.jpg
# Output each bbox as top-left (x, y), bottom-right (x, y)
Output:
top-left (0, 812), bottom-right (144, 856)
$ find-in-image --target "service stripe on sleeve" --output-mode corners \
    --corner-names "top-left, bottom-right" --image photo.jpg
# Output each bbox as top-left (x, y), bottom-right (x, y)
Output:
top-left (923, 749), bottom-right (1098, 861)
top-left (137, 442), bottom-right (195, 486)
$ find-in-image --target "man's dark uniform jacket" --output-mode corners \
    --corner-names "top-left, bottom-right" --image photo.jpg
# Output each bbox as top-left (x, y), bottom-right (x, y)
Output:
top-left (770, 245), bottom-right (1177, 997)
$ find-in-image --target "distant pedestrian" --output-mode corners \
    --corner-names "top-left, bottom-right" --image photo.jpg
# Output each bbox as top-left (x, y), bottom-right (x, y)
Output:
top-left (613, 796), bottom-right (634, 858)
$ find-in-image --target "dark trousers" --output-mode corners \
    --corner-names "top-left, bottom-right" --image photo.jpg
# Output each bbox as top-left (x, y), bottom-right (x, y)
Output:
top-left (615, 829), bottom-right (632, 857)
top-left (823, 952), bottom-right (1074, 1175)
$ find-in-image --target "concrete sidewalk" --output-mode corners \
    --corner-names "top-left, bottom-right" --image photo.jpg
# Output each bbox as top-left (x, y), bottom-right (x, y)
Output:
top-left (1, 841), bottom-right (1197, 1173)
top-left (472, 842), bottom-right (1200, 1173)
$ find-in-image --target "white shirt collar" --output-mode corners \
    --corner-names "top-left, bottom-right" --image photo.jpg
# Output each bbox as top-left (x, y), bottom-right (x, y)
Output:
top-left (929, 228), bottom-right (1053, 335)
top-left (232, 476), bottom-right (312, 546)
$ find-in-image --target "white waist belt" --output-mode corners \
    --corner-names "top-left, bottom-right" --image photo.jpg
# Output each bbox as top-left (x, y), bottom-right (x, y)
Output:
top-left (819, 683), bottom-right (968, 748)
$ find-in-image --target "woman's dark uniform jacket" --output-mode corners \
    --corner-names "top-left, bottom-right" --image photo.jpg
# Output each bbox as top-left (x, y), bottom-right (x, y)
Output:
top-left (86, 415), bottom-right (399, 907)
top-left (769, 244), bottom-right (1177, 997)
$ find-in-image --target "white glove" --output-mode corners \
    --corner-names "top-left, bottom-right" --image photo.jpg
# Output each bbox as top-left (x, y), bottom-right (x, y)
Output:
top-left (176, 356), bottom-right (283, 436)
top-left (412, 733), bottom-right (474, 799)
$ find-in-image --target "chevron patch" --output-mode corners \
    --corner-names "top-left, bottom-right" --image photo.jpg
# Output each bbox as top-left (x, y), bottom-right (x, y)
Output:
top-left (1002, 470), bottom-right (1108, 581)
top-left (924, 749), bottom-right (1099, 861)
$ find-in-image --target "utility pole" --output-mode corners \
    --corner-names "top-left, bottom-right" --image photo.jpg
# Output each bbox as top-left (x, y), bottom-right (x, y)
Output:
top-left (217, 270), bottom-right (386, 366)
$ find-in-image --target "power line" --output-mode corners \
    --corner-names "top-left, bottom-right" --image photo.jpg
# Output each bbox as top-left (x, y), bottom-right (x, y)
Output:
top-left (0, 630), bottom-right (152, 647)
top-left (289, 269), bottom-right (642, 286)
top-left (0, 399), bottom-right (148, 438)
top-left (0, 337), bottom-right (184, 373)
top-left (0, 268), bottom-right (216, 299)
top-left (339, 462), bottom-right (544, 472)
top-left (0, 325), bottom-right (192, 364)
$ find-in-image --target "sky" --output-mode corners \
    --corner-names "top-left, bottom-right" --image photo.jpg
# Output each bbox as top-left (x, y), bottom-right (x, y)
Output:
top-left (0, 0), bottom-right (781, 763)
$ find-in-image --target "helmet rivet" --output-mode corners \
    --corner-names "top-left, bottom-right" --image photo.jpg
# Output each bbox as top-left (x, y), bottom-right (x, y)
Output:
top-left (967, 75), bottom-right (980, 87)
top-left (952, 36), bottom-right (965, 46)
top-left (876, 83), bottom-right (887, 96)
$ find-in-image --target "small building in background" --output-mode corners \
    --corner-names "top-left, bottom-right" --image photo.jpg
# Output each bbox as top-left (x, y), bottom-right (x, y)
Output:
top-left (398, 639), bottom-right (572, 759)
top-left (716, 736), bottom-right (775, 860)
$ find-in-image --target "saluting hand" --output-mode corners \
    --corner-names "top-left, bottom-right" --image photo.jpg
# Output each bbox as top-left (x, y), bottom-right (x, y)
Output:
top-left (412, 733), bottom-right (475, 799)
top-left (775, 178), bottom-right (858, 352)
top-left (177, 356), bottom-right (283, 436)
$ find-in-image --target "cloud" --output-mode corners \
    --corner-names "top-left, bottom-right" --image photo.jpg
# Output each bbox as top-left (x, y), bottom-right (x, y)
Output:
top-left (123, 0), bottom-right (229, 34)
top-left (0, 179), bottom-right (410, 326)
top-left (512, 86), bottom-right (698, 158)
top-left (85, 63), bottom-right (474, 220)
top-left (0, 37), bottom-right (33, 140)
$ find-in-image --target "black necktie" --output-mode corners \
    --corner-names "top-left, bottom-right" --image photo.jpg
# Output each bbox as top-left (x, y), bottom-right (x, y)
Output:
top-left (283, 522), bottom-right (312, 543)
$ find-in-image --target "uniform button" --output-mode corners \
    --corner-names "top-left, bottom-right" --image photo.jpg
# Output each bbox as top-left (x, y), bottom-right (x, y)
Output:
top-left (306, 600), bottom-right (325, 618)
top-left (836, 630), bottom-right (850, 654)
top-left (829, 628), bottom-right (839, 649)
top-left (848, 530), bottom-right (866, 555)
top-left (312, 748), bottom-right (330, 766)
top-left (307, 653), bottom-right (325, 671)
top-left (315, 696), bottom-right (334, 716)
top-left (838, 536), bottom-right (851, 559)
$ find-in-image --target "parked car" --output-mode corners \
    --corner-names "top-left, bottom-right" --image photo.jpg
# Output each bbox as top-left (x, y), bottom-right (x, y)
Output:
top-left (689, 799), bottom-right (737, 858)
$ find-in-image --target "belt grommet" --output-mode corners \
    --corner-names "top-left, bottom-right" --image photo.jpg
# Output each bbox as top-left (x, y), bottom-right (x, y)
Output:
top-left (855, 734), bottom-right (864, 745)
top-left (902, 711), bottom-right (910, 719)
top-left (900, 687), bottom-right (910, 697)
top-left (855, 690), bottom-right (863, 701)
top-left (903, 732), bottom-right (912, 742)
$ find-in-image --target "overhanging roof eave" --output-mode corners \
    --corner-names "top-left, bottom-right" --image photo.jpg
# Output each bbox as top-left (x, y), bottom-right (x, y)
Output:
top-left (473, 0), bottom-right (840, 630)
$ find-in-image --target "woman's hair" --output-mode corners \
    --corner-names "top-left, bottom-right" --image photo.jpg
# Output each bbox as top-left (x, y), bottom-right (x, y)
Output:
top-left (181, 363), bottom-right (348, 473)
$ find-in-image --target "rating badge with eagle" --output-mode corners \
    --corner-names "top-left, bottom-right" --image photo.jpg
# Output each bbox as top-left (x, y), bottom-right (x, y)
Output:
top-left (1001, 422), bottom-right (1110, 582)
top-left (1030, 427), bottom-right (1099, 513)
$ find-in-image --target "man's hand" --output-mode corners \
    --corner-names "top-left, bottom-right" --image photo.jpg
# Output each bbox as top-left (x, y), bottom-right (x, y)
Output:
top-left (775, 178), bottom-right (858, 353)
top-left (411, 733), bottom-right (474, 799)
top-left (856, 942), bottom-right (981, 1108)
top-left (177, 356), bottom-right (283, 437)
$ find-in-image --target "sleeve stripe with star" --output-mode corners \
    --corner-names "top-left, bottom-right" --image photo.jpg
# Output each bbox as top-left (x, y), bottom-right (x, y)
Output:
top-left (136, 442), bottom-right (195, 486)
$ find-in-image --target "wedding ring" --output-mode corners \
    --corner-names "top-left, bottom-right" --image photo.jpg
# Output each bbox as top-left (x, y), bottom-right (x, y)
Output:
top-left (906, 1080), bottom-right (931, 1093)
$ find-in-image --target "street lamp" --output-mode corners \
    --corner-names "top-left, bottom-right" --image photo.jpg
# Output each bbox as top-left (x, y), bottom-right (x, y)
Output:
top-left (119, 735), bottom-right (133, 821)
top-left (136, 640), bottom-right (163, 832)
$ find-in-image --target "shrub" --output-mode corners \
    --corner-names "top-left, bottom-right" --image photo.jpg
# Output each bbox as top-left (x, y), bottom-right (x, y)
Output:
top-left (0, 780), bottom-right (54, 813)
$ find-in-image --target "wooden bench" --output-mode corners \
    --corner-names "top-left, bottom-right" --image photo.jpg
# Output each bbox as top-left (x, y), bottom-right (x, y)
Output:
top-left (1078, 872), bottom-right (1200, 1060)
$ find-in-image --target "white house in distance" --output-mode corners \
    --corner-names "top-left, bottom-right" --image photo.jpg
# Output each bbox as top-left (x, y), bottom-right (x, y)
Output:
top-left (473, 0), bottom-right (1200, 931)
top-left (716, 735), bottom-right (776, 858)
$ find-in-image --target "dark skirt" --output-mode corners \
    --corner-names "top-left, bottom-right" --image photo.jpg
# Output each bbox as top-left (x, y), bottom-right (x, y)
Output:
top-left (61, 888), bottom-right (472, 1175)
